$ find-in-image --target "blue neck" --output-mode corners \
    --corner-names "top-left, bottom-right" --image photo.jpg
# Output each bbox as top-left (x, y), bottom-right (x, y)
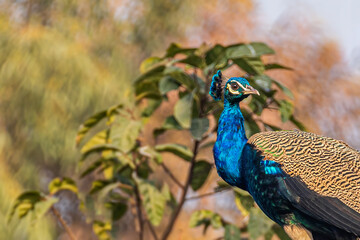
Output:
top-left (213, 98), bottom-right (248, 187)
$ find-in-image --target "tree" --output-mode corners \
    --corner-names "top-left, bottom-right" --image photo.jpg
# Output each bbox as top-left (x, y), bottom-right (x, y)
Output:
top-left (10, 41), bottom-right (302, 240)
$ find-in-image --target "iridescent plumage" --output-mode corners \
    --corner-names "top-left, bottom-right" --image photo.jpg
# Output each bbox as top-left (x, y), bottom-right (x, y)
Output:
top-left (210, 70), bottom-right (360, 240)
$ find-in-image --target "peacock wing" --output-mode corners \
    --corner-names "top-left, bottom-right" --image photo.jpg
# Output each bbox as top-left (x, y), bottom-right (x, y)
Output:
top-left (280, 175), bottom-right (360, 236)
top-left (248, 130), bottom-right (360, 235)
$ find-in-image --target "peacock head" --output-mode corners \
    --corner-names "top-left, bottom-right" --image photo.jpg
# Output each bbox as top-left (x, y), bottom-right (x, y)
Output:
top-left (209, 70), bottom-right (259, 103)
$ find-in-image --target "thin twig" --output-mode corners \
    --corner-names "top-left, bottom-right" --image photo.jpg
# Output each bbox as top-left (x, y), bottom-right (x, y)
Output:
top-left (51, 206), bottom-right (77, 240)
top-left (161, 141), bottom-right (200, 240)
top-left (200, 127), bottom-right (217, 143)
top-left (146, 220), bottom-right (159, 240)
top-left (185, 188), bottom-right (231, 201)
top-left (118, 182), bottom-right (133, 190)
top-left (134, 185), bottom-right (144, 240)
top-left (161, 163), bottom-right (184, 189)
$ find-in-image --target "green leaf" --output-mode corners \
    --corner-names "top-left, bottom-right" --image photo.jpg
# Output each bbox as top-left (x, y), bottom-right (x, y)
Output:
top-left (136, 160), bottom-right (153, 179)
top-left (214, 180), bottom-right (232, 192)
top-left (205, 44), bottom-right (226, 65)
top-left (80, 159), bottom-right (104, 178)
top-left (90, 180), bottom-right (114, 194)
top-left (135, 65), bottom-right (165, 84)
top-left (226, 43), bottom-right (252, 58)
top-left (153, 116), bottom-right (183, 137)
top-left (115, 165), bottom-right (135, 185)
top-left (155, 143), bottom-right (193, 161)
top-left (161, 183), bottom-right (171, 201)
top-left (234, 189), bottom-right (254, 216)
top-left (159, 76), bottom-right (180, 95)
top-left (272, 79), bottom-right (294, 99)
top-left (161, 183), bottom-right (177, 209)
top-left (190, 118), bottom-right (209, 140)
top-left (190, 160), bottom-right (212, 191)
top-left (227, 42), bottom-right (274, 59)
top-left (48, 177), bottom-right (78, 195)
top-left (93, 220), bottom-right (112, 240)
top-left (162, 116), bottom-right (183, 130)
top-left (77, 104), bottom-right (123, 141)
top-left (247, 91), bottom-right (269, 114)
top-left (164, 67), bottom-right (195, 90)
top-left (137, 179), bottom-right (166, 226)
top-left (76, 110), bottom-right (107, 145)
top-left (279, 100), bottom-right (294, 122)
top-left (105, 202), bottom-right (128, 221)
top-left (138, 146), bottom-right (163, 164)
top-left (248, 208), bottom-right (274, 240)
top-left (265, 63), bottom-right (292, 71)
top-left (224, 224), bottom-right (241, 240)
top-left (33, 197), bottom-right (59, 221)
top-left (290, 115), bottom-right (306, 131)
top-left (8, 191), bottom-right (44, 222)
top-left (80, 130), bottom-right (109, 155)
top-left (254, 75), bottom-right (272, 91)
top-left (250, 42), bottom-right (275, 56)
top-left (165, 43), bottom-right (196, 58)
top-left (178, 54), bottom-right (205, 68)
top-left (140, 56), bottom-right (163, 73)
top-left (80, 144), bottom-right (122, 161)
top-left (244, 120), bottom-right (261, 137)
top-left (106, 104), bottom-right (125, 125)
top-left (174, 92), bottom-right (194, 128)
top-left (96, 182), bottom-right (129, 203)
top-left (233, 57), bottom-right (265, 75)
top-left (135, 78), bottom-right (162, 101)
top-left (191, 73), bottom-right (206, 94)
top-left (242, 109), bottom-right (261, 136)
top-left (189, 210), bottom-right (223, 233)
top-left (142, 99), bottom-right (162, 117)
top-left (110, 117), bottom-right (142, 153)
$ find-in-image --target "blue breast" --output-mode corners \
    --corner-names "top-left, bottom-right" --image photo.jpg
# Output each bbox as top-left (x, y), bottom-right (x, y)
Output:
top-left (213, 101), bottom-right (248, 187)
top-left (213, 99), bottom-right (295, 226)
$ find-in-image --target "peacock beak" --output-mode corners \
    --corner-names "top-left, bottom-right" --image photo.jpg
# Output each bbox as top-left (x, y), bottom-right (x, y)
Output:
top-left (243, 86), bottom-right (260, 96)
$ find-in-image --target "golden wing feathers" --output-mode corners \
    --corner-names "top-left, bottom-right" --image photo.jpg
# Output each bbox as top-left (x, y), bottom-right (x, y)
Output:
top-left (248, 130), bottom-right (360, 213)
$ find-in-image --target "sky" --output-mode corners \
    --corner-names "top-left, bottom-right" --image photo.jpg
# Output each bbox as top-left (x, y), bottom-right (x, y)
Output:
top-left (257, 0), bottom-right (360, 66)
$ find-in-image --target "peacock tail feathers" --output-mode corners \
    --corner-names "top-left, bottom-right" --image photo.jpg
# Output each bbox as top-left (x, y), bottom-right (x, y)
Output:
top-left (248, 130), bottom-right (360, 214)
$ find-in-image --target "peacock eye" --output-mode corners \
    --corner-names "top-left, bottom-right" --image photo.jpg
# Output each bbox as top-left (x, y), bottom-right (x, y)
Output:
top-left (230, 82), bottom-right (240, 90)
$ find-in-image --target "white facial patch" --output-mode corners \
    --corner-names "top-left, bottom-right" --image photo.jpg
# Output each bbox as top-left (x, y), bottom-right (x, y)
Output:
top-left (227, 81), bottom-right (247, 95)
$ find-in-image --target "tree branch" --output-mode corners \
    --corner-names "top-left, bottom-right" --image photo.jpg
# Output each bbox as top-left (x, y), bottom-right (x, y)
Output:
top-left (185, 188), bottom-right (231, 201)
top-left (51, 206), bottom-right (77, 240)
top-left (146, 220), bottom-right (159, 240)
top-left (161, 71), bottom-right (210, 240)
top-left (161, 163), bottom-right (184, 189)
top-left (118, 182), bottom-right (133, 191)
top-left (160, 140), bottom-right (200, 240)
top-left (134, 184), bottom-right (144, 240)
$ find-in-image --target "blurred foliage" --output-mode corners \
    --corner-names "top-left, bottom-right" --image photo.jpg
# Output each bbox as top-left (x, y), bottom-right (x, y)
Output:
top-left (11, 40), bottom-right (299, 240)
top-left (0, 0), bottom-right (133, 238)
top-left (0, 5), bottom-right (133, 189)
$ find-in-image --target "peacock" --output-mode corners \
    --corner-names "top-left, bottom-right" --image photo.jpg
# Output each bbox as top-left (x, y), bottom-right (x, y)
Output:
top-left (210, 70), bottom-right (360, 240)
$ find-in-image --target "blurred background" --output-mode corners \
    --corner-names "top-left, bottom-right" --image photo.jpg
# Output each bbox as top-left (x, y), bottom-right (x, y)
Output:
top-left (1, 0), bottom-right (360, 239)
